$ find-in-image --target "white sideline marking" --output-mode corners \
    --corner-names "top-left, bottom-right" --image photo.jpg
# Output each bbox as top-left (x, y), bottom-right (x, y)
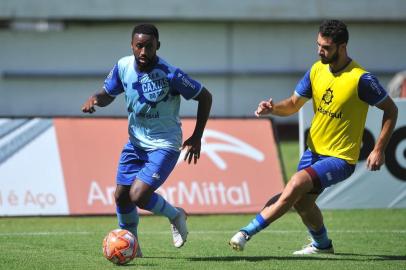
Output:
top-left (194, 230), bottom-right (406, 234)
top-left (0, 231), bottom-right (92, 236)
top-left (0, 230), bottom-right (405, 237)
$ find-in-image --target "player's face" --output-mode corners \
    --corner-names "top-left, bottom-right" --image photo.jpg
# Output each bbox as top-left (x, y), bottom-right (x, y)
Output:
top-left (316, 33), bottom-right (339, 64)
top-left (131, 33), bottom-right (159, 70)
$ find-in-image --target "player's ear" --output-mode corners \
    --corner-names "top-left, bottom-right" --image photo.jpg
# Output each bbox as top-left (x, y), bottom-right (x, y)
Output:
top-left (157, 41), bottom-right (160, 50)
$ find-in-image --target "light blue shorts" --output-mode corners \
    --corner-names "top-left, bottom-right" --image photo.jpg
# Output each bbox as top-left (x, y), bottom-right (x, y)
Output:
top-left (116, 141), bottom-right (180, 189)
top-left (298, 149), bottom-right (355, 192)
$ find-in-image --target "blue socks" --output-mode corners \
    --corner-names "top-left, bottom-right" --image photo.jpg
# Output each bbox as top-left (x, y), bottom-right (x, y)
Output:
top-left (143, 192), bottom-right (179, 220)
top-left (239, 213), bottom-right (331, 249)
top-left (308, 225), bottom-right (332, 249)
top-left (117, 193), bottom-right (179, 237)
top-left (240, 214), bottom-right (270, 237)
top-left (116, 204), bottom-right (139, 238)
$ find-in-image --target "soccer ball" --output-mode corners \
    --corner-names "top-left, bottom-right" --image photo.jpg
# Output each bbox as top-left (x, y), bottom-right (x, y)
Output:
top-left (102, 229), bottom-right (137, 265)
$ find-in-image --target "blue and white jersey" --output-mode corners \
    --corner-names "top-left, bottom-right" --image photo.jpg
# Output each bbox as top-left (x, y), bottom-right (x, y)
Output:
top-left (104, 56), bottom-right (203, 151)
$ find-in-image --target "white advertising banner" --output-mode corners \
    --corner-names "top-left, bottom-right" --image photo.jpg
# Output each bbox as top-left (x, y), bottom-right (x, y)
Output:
top-left (0, 119), bottom-right (69, 215)
top-left (299, 99), bottom-right (406, 208)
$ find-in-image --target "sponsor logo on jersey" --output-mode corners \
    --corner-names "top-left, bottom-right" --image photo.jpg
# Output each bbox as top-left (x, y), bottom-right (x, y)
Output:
top-left (369, 77), bottom-right (382, 96)
top-left (139, 70), bottom-right (170, 102)
top-left (317, 106), bottom-right (343, 119)
top-left (152, 173), bottom-right (161, 180)
top-left (322, 88), bottom-right (334, 105)
top-left (141, 78), bottom-right (169, 94)
top-left (318, 88), bottom-right (343, 119)
top-left (178, 73), bottom-right (196, 90)
top-left (134, 68), bottom-right (171, 107)
top-left (135, 111), bottom-right (160, 119)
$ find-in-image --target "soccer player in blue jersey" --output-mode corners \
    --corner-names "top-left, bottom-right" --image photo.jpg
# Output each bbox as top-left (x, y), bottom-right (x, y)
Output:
top-left (230, 20), bottom-right (398, 254)
top-left (82, 23), bottom-right (212, 256)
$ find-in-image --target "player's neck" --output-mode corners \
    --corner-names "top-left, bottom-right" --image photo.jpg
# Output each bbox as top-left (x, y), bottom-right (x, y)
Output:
top-left (329, 56), bottom-right (351, 74)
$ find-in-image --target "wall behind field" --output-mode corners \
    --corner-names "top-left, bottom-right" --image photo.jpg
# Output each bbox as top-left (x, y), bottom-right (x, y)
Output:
top-left (0, 0), bottom-right (405, 123)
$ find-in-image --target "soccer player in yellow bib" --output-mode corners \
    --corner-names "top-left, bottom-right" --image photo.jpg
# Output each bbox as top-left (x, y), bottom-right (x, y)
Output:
top-left (229, 20), bottom-right (398, 254)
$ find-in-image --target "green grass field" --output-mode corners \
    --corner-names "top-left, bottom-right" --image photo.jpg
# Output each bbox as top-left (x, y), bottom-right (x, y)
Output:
top-left (0, 211), bottom-right (405, 270)
top-left (1, 142), bottom-right (405, 270)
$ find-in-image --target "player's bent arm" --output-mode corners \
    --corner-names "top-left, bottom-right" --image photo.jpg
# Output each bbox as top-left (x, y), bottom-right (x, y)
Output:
top-left (94, 89), bottom-right (115, 107)
top-left (81, 89), bottom-right (115, 113)
top-left (374, 96), bottom-right (398, 153)
top-left (182, 87), bottom-right (212, 164)
top-left (192, 87), bottom-right (212, 138)
top-left (366, 96), bottom-right (398, 170)
top-left (271, 94), bottom-right (308, 116)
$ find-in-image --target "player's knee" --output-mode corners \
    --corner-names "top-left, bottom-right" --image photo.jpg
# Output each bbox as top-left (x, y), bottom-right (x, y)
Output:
top-left (129, 189), bottom-right (150, 208)
top-left (115, 187), bottom-right (130, 207)
top-left (288, 175), bottom-right (305, 191)
top-left (289, 173), bottom-right (313, 193)
top-left (129, 191), bottom-right (141, 205)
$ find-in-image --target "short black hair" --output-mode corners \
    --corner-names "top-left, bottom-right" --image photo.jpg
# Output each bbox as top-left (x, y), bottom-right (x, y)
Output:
top-left (132, 23), bottom-right (159, 41)
top-left (319, 20), bottom-right (349, 44)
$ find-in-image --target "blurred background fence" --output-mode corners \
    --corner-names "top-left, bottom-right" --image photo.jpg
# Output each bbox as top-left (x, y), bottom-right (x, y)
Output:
top-left (1, 0), bottom-right (405, 128)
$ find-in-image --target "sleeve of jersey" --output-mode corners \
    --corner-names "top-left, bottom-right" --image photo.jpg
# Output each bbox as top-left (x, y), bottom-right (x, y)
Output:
top-left (294, 70), bottom-right (312, 99)
top-left (358, 73), bottom-right (388, 106)
top-left (170, 69), bottom-right (203, 100)
top-left (103, 64), bottom-right (124, 96)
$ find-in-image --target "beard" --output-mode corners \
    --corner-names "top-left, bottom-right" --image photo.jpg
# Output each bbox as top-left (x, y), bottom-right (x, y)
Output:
top-left (320, 49), bottom-right (339, 64)
top-left (135, 57), bottom-right (151, 67)
top-left (135, 55), bottom-right (157, 71)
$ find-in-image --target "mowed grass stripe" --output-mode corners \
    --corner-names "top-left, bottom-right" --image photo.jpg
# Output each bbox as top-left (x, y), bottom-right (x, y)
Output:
top-left (1, 229), bottom-right (406, 237)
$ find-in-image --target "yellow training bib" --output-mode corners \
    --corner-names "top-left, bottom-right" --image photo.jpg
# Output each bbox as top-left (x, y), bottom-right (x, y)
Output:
top-left (307, 60), bottom-right (369, 164)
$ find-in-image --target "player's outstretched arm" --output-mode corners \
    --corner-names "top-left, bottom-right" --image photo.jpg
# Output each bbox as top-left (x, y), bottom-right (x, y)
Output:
top-left (81, 89), bottom-right (115, 114)
top-left (366, 96), bottom-right (398, 171)
top-left (182, 87), bottom-right (212, 164)
top-left (255, 94), bottom-right (307, 117)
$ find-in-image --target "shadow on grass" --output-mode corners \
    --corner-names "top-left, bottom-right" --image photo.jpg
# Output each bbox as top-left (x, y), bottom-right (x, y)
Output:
top-left (336, 253), bottom-right (406, 261)
top-left (125, 262), bottom-right (159, 267)
top-left (182, 253), bottom-right (406, 262)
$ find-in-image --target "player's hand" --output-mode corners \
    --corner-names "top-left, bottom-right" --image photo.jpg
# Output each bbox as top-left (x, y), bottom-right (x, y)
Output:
top-left (255, 98), bottom-right (274, 117)
top-left (81, 96), bottom-right (98, 114)
top-left (181, 135), bottom-right (201, 164)
top-left (366, 149), bottom-right (385, 171)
